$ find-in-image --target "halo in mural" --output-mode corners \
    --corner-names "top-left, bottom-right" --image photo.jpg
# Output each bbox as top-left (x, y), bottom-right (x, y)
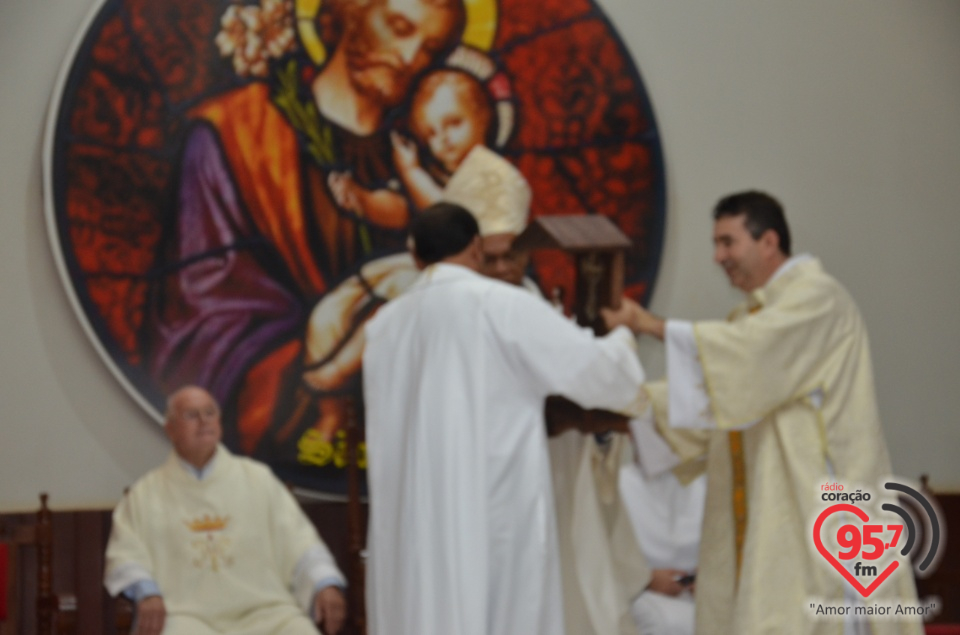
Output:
top-left (44, 0), bottom-right (666, 494)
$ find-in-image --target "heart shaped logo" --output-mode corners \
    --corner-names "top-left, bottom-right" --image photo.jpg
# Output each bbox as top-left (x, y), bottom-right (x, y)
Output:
top-left (813, 503), bottom-right (900, 598)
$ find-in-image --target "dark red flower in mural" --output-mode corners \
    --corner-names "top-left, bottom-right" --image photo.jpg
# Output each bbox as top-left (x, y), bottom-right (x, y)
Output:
top-left (46, 0), bottom-right (664, 494)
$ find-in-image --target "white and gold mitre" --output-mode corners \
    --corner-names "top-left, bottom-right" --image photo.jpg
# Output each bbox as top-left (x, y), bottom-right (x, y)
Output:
top-left (441, 146), bottom-right (531, 236)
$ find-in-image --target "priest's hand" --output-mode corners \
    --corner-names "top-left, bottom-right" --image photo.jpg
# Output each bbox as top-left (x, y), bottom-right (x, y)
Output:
top-left (314, 585), bottom-right (346, 634)
top-left (601, 297), bottom-right (665, 340)
top-left (133, 595), bottom-right (165, 635)
top-left (647, 569), bottom-right (689, 597)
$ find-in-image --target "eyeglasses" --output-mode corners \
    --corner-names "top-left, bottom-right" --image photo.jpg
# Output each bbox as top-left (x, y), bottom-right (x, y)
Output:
top-left (483, 250), bottom-right (524, 267)
top-left (178, 407), bottom-right (220, 423)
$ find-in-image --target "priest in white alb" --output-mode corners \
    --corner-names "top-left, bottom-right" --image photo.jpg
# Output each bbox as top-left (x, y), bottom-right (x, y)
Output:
top-left (605, 191), bottom-right (922, 635)
top-left (104, 385), bottom-right (346, 635)
top-left (442, 145), bottom-right (651, 635)
top-left (363, 201), bottom-right (647, 635)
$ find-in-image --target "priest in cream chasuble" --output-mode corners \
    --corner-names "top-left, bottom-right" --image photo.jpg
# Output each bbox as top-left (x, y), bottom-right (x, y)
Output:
top-left (104, 386), bottom-right (345, 635)
top-left (610, 192), bottom-right (922, 635)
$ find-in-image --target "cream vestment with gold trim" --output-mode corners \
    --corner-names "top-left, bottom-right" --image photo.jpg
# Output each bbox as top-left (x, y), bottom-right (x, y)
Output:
top-left (105, 445), bottom-right (343, 634)
top-left (641, 257), bottom-right (922, 635)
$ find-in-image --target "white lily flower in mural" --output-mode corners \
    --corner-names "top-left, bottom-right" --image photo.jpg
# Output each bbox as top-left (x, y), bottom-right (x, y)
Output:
top-left (215, 0), bottom-right (296, 78)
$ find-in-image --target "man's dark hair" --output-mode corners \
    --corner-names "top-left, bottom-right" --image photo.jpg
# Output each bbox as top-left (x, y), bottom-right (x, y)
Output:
top-left (410, 203), bottom-right (479, 264)
top-left (713, 190), bottom-right (792, 256)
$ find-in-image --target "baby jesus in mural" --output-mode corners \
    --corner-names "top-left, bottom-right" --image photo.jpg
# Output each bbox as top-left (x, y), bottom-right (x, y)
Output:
top-left (298, 68), bottom-right (508, 445)
top-left (327, 68), bottom-right (495, 227)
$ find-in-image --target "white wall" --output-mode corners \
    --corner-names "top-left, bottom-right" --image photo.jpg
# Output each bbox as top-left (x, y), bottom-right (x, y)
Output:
top-left (0, 0), bottom-right (169, 511)
top-left (1, 0), bottom-right (958, 510)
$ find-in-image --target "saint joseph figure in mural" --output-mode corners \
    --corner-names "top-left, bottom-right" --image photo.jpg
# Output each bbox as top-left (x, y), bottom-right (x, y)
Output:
top-left (143, 0), bottom-right (473, 464)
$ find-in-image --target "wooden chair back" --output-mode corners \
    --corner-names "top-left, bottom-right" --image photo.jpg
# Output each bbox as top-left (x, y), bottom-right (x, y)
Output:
top-left (0, 494), bottom-right (77, 635)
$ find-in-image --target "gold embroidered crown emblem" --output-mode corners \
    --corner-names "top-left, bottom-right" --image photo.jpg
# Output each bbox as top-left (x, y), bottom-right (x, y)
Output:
top-left (185, 514), bottom-right (230, 532)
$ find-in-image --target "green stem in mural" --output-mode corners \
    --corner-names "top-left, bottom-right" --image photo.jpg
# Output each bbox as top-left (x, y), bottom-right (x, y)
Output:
top-left (272, 59), bottom-right (372, 255)
top-left (273, 60), bottom-right (335, 168)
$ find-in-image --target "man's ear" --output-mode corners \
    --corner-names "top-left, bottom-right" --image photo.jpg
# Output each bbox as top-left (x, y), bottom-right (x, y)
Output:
top-left (760, 228), bottom-right (780, 254)
top-left (469, 235), bottom-right (484, 267)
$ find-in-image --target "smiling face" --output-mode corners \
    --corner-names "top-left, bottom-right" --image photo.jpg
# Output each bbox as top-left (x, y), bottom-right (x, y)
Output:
top-left (164, 386), bottom-right (223, 469)
top-left (343, 0), bottom-right (464, 107)
top-left (712, 214), bottom-right (782, 292)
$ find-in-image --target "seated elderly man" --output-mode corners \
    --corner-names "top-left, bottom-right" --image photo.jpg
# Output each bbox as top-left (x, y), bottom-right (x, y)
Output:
top-left (104, 385), bottom-right (346, 635)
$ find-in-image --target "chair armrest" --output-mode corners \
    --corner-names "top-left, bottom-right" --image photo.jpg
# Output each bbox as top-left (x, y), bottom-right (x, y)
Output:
top-left (115, 595), bottom-right (135, 635)
top-left (54, 593), bottom-right (77, 635)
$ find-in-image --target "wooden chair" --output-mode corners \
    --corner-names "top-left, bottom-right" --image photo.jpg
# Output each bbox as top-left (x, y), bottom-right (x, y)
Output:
top-left (115, 596), bottom-right (133, 635)
top-left (916, 475), bottom-right (960, 631)
top-left (0, 493), bottom-right (77, 635)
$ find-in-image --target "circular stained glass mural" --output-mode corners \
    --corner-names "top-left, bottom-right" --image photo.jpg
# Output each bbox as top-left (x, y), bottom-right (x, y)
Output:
top-left (45, 0), bottom-right (665, 493)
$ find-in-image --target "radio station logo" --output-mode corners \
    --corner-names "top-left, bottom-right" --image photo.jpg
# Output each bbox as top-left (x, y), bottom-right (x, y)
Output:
top-left (814, 480), bottom-right (941, 598)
